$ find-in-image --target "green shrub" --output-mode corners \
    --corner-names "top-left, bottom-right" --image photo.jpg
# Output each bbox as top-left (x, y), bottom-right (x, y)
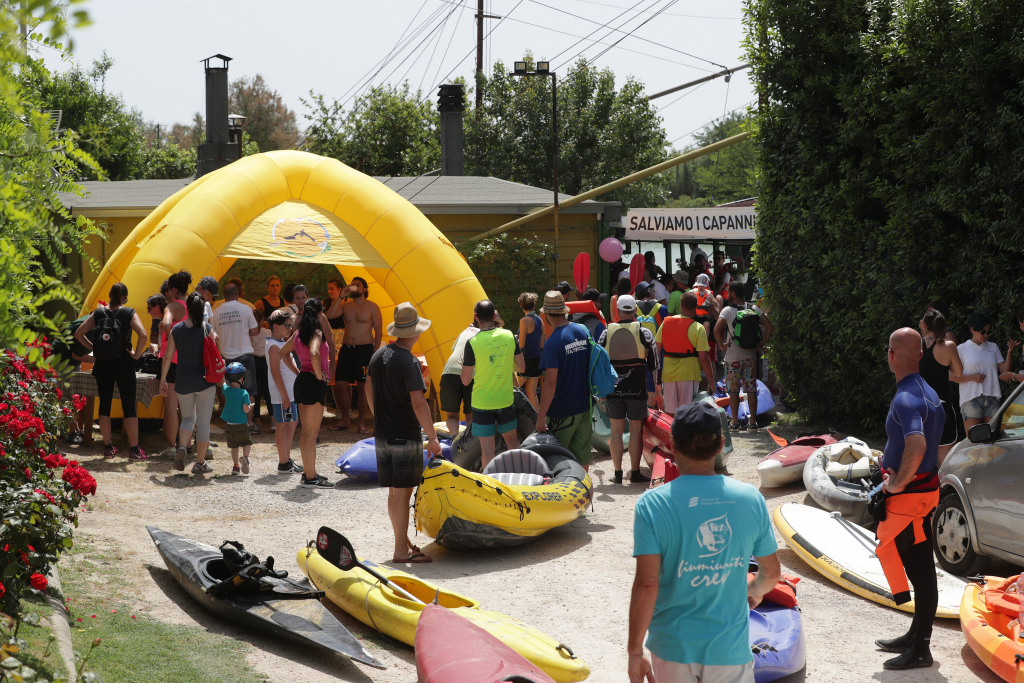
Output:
top-left (745, 0), bottom-right (1024, 428)
top-left (457, 235), bottom-right (556, 329)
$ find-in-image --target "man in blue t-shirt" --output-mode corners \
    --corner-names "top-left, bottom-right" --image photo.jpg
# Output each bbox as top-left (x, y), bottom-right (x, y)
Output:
top-left (629, 402), bottom-right (781, 683)
top-left (873, 327), bottom-right (944, 671)
top-left (536, 290), bottom-right (594, 469)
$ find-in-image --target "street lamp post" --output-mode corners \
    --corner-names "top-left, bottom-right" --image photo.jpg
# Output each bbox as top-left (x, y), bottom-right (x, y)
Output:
top-left (512, 60), bottom-right (559, 267)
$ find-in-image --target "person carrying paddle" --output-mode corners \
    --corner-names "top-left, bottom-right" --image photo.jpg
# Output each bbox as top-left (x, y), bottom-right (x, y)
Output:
top-left (461, 300), bottom-right (525, 469)
top-left (873, 327), bottom-right (944, 671)
top-left (628, 402), bottom-right (781, 683)
top-left (365, 303), bottom-right (442, 564)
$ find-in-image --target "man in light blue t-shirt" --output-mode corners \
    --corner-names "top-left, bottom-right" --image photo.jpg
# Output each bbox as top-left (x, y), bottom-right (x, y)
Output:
top-left (629, 402), bottom-right (781, 683)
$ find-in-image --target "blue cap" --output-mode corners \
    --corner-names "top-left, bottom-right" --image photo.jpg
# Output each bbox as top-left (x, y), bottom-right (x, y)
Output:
top-left (671, 402), bottom-right (721, 442)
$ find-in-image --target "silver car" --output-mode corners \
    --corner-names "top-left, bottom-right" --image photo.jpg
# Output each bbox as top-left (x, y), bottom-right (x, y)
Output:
top-left (934, 380), bottom-right (1024, 575)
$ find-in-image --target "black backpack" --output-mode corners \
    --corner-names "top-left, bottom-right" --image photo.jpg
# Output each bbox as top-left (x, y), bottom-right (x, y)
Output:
top-left (733, 306), bottom-right (762, 350)
top-left (93, 308), bottom-right (130, 361)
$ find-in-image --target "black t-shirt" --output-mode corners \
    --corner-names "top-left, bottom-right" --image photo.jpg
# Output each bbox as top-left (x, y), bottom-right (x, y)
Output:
top-left (597, 323), bottom-right (658, 400)
top-left (367, 344), bottom-right (427, 441)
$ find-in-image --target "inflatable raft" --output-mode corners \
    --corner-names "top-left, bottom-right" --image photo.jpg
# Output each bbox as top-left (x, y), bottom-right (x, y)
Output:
top-left (756, 432), bottom-right (840, 488)
top-left (415, 432), bottom-right (593, 550)
top-left (451, 388), bottom-right (536, 472)
top-left (297, 546), bottom-right (589, 682)
top-left (416, 603), bottom-right (557, 683)
top-left (335, 436), bottom-right (452, 480)
top-left (802, 438), bottom-right (879, 523)
top-left (961, 577), bottom-right (1023, 683)
top-left (714, 378), bottom-right (775, 424)
top-left (590, 398), bottom-right (631, 454)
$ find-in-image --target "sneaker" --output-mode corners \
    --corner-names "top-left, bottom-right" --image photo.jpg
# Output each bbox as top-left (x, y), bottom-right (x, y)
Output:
top-left (734, 422), bottom-right (748, 431)
top-left (239, 456), bottom-right (249, 475)
top-left (277, 459), bottom-right (303, 474)
top-left (629, 469), bottom-right (651, 483)
top-left (231, 465), bottom-right (241, 475)
top-left (748, 422), bottom-right (761, 431)
top-left (192, 461), bottom-right (214, 475)
top-left (249, 423), bottom-right (261, 435)
top-left (103, 443), bottom-right (117, 459)
top-left (612, 470), bottom-right (623, 484)
top-left (129, 447), bottom-right (148, 462)
top-left (68, 430), bottom-right (84, 445)
top-left (174, 447), bottom-right (187, 471)
top-left (301, 474), bottom-right (334, 488)
top-left (883, 646), bottom-right (932, 670)
top-left (271, 423), bottom-right (277, 432)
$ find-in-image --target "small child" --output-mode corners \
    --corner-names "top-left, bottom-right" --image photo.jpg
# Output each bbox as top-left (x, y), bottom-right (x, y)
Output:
top-left (222, 362), bottom-right (252, 475)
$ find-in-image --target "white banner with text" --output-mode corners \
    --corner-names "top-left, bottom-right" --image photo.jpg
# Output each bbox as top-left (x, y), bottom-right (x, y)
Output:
top-left (624, 207), bottom-right (756, 241)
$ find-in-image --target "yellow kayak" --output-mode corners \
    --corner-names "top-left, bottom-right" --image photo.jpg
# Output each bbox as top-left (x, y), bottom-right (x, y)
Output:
top-left (415, 433), bottom-right (593, 550)
top-left (297, 547), bottom-right (589, 682)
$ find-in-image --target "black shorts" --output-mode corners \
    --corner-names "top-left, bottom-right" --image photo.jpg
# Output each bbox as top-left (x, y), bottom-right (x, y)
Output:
top-left (376, 438), bottom-right (424, 488)
top-left (940, 401), bottom-right (957, 447)
top-left (166, 361), bottom-right (177, 384)
top-left (293, 371), bottom-right (326, 406)
top-left (518, 355), bottom-right (542, 378)
top-left (606, 397), bottom-right (648, 422)
top-left (336, 344), bottom-right (374, 383)
top-left (440, 373), bottom-right (473, 414)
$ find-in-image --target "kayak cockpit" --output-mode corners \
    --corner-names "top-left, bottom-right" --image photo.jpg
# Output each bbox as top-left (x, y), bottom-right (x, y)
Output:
top-left (375, 575), bottom-right (478, 609)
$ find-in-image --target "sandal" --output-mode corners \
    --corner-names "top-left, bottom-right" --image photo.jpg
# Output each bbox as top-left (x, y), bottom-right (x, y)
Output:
top-left (356, 428), bottom-right (370, 435)
top-left (392, 553), bottom-right (432, 564)
top-left (329, 423), bottom-right (350, 431)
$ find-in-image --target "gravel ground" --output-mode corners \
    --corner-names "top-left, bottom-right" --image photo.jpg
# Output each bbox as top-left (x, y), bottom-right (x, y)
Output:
top-left (63, 410), bottom-right (1018, 683)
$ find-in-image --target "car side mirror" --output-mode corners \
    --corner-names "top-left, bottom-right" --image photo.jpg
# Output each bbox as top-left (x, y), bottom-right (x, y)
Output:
top-left (968, 423), bottom-right (992, 443)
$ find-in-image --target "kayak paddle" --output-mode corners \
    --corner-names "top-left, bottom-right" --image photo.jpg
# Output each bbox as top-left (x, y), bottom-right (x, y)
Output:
top-left (573, 252), bottom-right (590, 294)
top-left (312, 526), bottom-right (426, 605)
top-left (628, 252), bottom-right (645, 294)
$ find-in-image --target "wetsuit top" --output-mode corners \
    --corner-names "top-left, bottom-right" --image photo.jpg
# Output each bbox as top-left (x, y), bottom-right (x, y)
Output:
top-left (919, 340), bottom-right (950, 402)
top-left (522, 313), bottom-right (543, 358)
top-left (882, 373), bottom-right (943, 474)
top-left (325, 297), bottom-right (345, 330)
top-left (160, 299), bottom-right (187, 363)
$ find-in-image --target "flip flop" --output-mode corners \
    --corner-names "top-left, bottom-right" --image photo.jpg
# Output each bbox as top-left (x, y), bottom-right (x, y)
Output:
top-left (392, 553), bottom-right (432, 564)
top-left (329, 424), bottom-right (350, 431)
top-left (356, 428), bottom-right (370, 435)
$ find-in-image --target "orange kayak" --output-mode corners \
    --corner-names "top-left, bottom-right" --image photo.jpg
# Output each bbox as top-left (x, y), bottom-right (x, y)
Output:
top-left (961, 577), bottom-right (1023, 683)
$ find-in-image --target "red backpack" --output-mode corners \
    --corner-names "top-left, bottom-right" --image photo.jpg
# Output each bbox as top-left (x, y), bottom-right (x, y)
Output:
top-left (202, 324), bottom-right (226, 384)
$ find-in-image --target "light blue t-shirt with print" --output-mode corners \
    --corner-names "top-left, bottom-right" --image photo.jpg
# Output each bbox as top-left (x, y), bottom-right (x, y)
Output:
top-left (632, 475), bottom-right (777, 666)
top-left (221, 384), bottom-right (250, 425)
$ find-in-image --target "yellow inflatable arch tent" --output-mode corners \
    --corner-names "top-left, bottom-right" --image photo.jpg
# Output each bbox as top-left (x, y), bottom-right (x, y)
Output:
top-left (84, 150), bottom-right (486, 388)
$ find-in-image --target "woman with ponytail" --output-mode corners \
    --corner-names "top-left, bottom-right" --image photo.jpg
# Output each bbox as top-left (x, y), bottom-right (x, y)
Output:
top-left (279, 297), bottom-right (333, 487)
top-left (160, 292), bottom-right (218, 474)
top-left (919, 308), bottom-right (965, 463)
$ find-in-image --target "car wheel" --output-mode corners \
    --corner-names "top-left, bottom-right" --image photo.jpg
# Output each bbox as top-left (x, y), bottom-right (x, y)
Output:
top-left (932, 493), bottom-right (991, 576)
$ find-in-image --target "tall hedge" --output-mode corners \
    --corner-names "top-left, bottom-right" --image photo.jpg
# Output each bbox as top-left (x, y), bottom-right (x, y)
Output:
top-left (745, 0), bottom-right (1024, 429)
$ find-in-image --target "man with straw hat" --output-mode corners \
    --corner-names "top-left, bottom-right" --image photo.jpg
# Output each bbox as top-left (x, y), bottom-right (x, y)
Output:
top-left (536, 290), bottom-right (595, 470)
top-left (365, 303), bottom-right (442, 564)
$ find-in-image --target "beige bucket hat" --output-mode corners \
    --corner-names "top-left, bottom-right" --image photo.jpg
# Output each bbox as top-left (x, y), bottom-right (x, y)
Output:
top-left (387, 302), bottom-right (432, 337)
top-left (542, 290), bottom-right (570, 315)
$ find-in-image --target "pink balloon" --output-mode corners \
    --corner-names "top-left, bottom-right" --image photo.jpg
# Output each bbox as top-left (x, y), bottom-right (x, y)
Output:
top-left (599, 237), bottom-right (624, 263)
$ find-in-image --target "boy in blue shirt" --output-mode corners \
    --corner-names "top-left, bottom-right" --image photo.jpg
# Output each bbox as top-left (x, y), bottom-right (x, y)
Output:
top-left (629, 402), bottom-right (781, 683)
top-left (222, 362), bottom-right (252, 475)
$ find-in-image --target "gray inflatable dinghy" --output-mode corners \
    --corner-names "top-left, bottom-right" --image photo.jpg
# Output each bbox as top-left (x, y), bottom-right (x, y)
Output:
top-left (802, 439), bottom-right (879, 524)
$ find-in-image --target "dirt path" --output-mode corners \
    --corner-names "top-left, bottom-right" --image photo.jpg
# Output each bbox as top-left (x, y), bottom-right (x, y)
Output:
top-left (64, 415), bottom-right (1013, 683)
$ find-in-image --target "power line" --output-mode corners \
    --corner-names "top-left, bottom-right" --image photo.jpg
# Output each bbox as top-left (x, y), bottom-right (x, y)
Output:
top-left (430, 0), bottom-right (470, 91)
top-left (547, 0), bottom-right (654, 68)
top-left (588, 0), bottom-right (683, 64)
top-left (561, 0), bottom-right (741, 20)
top-left (667, 99), bottom-right (755, 146)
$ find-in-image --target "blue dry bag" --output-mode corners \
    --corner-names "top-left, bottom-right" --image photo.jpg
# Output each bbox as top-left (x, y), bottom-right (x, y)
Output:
top-left (588, 335), bottom-right (618, 399)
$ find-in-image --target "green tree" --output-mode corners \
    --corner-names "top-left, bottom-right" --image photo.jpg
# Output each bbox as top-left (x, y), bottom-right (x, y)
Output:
top-left (135, 143), bottom-right (195, 179)
top-left (30, 53), bottom-right (145, 180)
top-left (467, 58), bottom-right (668, 210)
top-left (660, 112), bottom-right (756, 206)
top-left (746, 0), bottom-right (1024, 429)
top-left (302, 83), bottom-right (438, 176)
top-left (0, 1), bottom-right (101, 361)
top-left (229, 74), bottom-right (301, 151)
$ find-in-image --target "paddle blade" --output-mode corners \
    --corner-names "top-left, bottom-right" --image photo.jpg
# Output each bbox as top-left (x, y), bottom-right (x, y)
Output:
top-left (766, 429), bottom-right (789, 448)
top-left (316, 526), bottom-right (357, 571)
top-left (573, 252), bottom-right (590, 293)
top-left (629, 253), bottom-right (645, 293)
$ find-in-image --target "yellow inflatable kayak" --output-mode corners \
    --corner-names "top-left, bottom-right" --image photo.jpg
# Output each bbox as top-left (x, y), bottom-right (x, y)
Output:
top-left (296, 547), bottom-right (590, 682)
top-left (415, 433), bottom-right (593, 550)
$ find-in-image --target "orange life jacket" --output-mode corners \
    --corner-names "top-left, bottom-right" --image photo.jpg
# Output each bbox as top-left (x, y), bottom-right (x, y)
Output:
top-left (565, 300), bottom-right (606, 322)
top-left (876, 476), bottom-right (940, 605)
top-left (660, 316), bottom-right (697, 358)
top-left (695, 290), bottom-right (712, 319)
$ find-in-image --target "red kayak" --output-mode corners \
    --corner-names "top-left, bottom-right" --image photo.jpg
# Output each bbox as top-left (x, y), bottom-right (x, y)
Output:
top-left (415, 603), bottom-right (556, 683)
top-left (756, 431), bottom-right (840, 488)
top-left (649, 450), bottom-right (680, 489)
top-left (643, 406), bottom-right (731, 473)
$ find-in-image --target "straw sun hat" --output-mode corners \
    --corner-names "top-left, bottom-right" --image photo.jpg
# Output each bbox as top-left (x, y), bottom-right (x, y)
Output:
top-left (387, 302), bottom-right (431, 337)
top-left (542, 291), bottom-right (570, 314)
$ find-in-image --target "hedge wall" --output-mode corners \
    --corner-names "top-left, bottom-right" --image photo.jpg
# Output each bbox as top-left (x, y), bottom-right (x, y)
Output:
top-left (745, 0), bottom-right (1024, 429)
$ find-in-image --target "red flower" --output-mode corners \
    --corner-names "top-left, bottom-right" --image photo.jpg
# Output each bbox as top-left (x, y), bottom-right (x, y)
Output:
top-left (0, 581), bottom-right (4, 598)
top-left (30, 573), bottom-right (47, 591)
top-left (62, 463), bottom-right (97, 496)
top-left (34, 489), bottom-right (56, 505)
top-left (24, 467), bottom-right (31, 479)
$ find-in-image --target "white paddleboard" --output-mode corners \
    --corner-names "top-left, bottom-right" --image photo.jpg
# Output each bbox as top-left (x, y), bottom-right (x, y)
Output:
top-left (773, 502), bottom-right (965, 617)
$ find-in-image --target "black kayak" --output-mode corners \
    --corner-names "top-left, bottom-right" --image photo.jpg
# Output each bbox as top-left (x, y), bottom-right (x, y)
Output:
top-left (147, 526), bottom-right (384, 669)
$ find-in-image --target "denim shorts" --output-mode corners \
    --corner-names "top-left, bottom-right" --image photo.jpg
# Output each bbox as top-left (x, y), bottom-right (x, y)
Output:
top-left (272, 401), bottom-right (299, 423)
top-left (961, 394), bottom-right (1000, 419)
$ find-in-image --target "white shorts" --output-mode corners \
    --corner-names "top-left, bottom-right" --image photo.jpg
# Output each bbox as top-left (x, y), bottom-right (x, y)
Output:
top-left (652, 654), bottom-right (754, 683)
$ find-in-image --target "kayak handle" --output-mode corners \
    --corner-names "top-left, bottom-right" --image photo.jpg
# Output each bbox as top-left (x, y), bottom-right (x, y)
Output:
top-left (1015, 653), bottom-right (1024, 664)
top-left (556, 643), bottom-right (577, 659)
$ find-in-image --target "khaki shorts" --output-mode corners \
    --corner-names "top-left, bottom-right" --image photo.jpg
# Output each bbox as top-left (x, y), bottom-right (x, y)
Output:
top-left (652, 655), bottom-right (753, 683)
top-left (224, 422), bottom-right (252, 449)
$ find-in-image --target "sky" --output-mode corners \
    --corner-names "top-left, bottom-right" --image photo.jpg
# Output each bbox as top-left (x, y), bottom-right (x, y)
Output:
top-left (39, 0), bottom-right (754, 150)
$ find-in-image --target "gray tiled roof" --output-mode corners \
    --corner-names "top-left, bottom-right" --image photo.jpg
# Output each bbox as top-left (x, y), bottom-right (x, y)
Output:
top-left (58, 174), bottom-right (616, 216)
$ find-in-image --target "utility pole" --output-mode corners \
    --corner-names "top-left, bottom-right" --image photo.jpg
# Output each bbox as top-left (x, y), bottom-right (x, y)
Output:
top-left (475, 0), bottom-right (501, 107)
top-left (156, 123), bottom-right (161, 148)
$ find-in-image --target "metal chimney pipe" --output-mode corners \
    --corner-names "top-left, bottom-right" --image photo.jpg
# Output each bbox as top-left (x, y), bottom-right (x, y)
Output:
top-left (437, 84), bottom-right (465, 177)
top-left (197, 54), bottom-right (239, 177)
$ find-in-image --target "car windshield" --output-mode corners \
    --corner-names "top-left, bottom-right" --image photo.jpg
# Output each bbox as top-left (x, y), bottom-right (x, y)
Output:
top-left (1000, 388), bottom-right (1024, 438)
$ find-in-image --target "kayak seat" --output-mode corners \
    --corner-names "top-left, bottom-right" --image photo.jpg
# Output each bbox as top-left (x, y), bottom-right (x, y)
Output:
top-left (483, 449), bottom-right (550, 487)
top-left (490, 472), bottom-right (546, 487)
